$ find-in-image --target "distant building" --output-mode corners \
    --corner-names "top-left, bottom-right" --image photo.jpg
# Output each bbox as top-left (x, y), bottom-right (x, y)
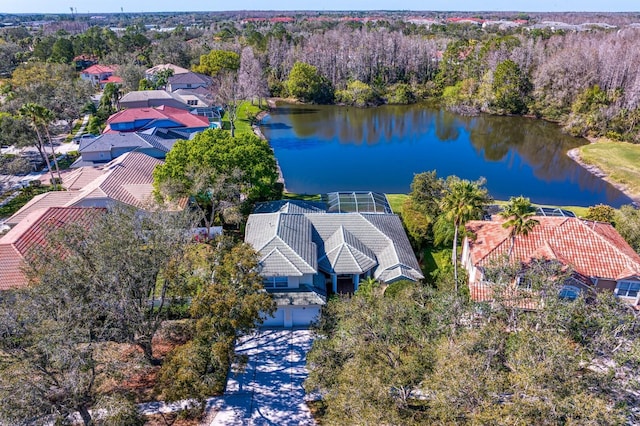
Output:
top-left (80, 64), bottom-right (122, 89)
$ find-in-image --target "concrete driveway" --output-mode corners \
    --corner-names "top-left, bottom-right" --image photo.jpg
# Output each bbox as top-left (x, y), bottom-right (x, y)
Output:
top-left (208, 329), bottom-right (316, 426)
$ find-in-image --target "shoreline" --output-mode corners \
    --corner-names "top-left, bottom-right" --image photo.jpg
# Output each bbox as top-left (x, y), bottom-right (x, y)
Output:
top-left (251, 101), bottom-right (287, 191)
top-left (567, 147), bottom-right (640, 205)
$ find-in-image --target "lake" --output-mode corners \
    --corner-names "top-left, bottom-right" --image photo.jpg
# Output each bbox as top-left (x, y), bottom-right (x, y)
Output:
top-left (260, 103), bottom-right (633, 207)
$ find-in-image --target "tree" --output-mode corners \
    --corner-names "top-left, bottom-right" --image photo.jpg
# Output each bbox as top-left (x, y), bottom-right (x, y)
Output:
top-left (193, 49), bottom-right (240, 77)
top-left (585, 203), bottom-right (616, 224)
top-left (238, 46), bottom-right (268, 107)
top-left (215, 70), bottom-right (244, 137)
top-left (499, 196), bottom-right (539, 257)
top-left (153, 129), bottom-right (281, 225)
top-left (24, 205), bottom-right (197, 364)
top-left (157, 238), bottom-right (276, 406)
top-left (18, 103), bottom-right (58, 185)
top-left (438, 176), bottom-right (491, 288)
top-left (615, 204), bottom-right (640, 253)
top-left (491, 59), bottom-right (531, 114)
top-left (50, 37), bottom-right (74, 63)
top-left (100, 82), bottom-right (122, 114)
top-left (402, 171), bottom-right (447, 247)
top-left (306, 261), bottom-right (640, 425)
top-left (285, 61), bottom-right (334, 104)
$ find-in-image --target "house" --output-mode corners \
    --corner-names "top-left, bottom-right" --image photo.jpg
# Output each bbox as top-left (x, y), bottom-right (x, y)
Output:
top-left (73, 129), bottom-right (193, 166)
top-left (0, 207), bottom-right (105, 290)
top-left (245, 192), bottom-right (423, 327)
top-left (119, 90), bottom-right (192, 110)
top-left (104, 105), bottom-right (210, 134)
top-left (118, 90), bottom-right (220, 122)
top-left (144, 63), bottom-right (190, 81)
top-left (166, 71), bottom-right (213, 92)
top-left (80, 64), bottom-right (122, 89)
top-left (461, 216), bottom-right (640, 309)
top-left (6, 152), bottom-right (165, 227)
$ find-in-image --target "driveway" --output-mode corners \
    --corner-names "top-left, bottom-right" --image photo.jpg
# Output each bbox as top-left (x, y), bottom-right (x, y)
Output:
top-left (208, 329), bottom-right (316, 426)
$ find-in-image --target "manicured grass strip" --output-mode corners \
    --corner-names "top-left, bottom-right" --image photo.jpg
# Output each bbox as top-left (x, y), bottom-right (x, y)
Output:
top-left (385, 194), bottom-right (408, 214)
top-left (283, 192), bottom-right (322, 201)
top-left (578, 140), bottom-right (640, 198)
top-left (222, 101), bottom-right (267, 136)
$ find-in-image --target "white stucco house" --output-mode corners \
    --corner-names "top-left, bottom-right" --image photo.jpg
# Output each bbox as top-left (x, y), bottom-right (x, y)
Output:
top-left (245, 193), bottom-right (424, 328)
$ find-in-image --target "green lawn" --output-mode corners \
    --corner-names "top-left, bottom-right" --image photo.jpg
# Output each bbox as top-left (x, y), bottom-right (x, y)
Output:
top-left (222, 101), bottom-right (266, 136)
top-left (283, 192), bottom-right (322, 201)
top-left (578, 139), bottom-right (640, 199)
top-left (385, 194), bottom-right (408, 213)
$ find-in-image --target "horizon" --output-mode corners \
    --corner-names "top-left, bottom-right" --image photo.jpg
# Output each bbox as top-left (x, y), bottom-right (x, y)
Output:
top-left (0, 0), bottom-right (637, 15)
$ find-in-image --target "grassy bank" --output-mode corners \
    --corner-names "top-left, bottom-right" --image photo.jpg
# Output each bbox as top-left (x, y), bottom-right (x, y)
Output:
top-left (577, 139), bottom-right (640, 199)
top-left (222, 102), bottom-right (267, 136)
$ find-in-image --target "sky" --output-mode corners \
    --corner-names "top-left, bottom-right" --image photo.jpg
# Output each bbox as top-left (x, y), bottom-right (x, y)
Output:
top-left (0, 0), bottom-right (638, 14)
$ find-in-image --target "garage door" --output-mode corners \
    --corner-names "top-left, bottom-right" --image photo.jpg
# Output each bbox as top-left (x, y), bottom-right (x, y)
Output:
top-left (292, 306), bottom-right (321, 327)
top-left (261, 309), bottom-right (285, 327)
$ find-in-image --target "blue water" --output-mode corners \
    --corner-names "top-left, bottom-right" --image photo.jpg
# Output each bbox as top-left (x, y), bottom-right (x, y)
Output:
top-left (260, 103), bottom-right (633, 207)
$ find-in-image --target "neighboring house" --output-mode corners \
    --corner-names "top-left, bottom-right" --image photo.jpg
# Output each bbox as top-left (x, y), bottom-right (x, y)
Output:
top-left (0, 207), bottom-right (105, 290)
top-left (461, 216), bottom-right (640, 310)
top-left (104, 105), bottom-right (210, 134)
top-left (6, 152), bottom-right (165, 226)
top-left (72, 129), bottom-right (193, 167)
top-left (118, 90), bottom-right (220, 124)
top-left (166, 71), bottom-right (213, 92)
top-left (80, 64), bottom-right (122, 89)
top-left (119, 90), bottom-right (192, 110)
top-left (144, 63), bottom-right (190, 81)
top-left (245, 193), bottom-right (424, 327)
top-left (73, 54), bottom-right (98, 71)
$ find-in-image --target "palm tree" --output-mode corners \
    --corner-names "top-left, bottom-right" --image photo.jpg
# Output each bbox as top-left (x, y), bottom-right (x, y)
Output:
top-left (18, 103), bottom-right (57, 186)
top-left (499, 196), bottom-right (539, 258)
top-left (440, 177), bottom-right (491, 291)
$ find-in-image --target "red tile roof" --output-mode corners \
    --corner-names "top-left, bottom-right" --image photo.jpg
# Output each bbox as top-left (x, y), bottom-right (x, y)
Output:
top-left (0, 207), bottom-right (104, 290)
top-left (82, 64), bottom-right (115, 75)
top-left (102, 75), bottom-right (122, 84)
top-left (466, 217), bottom-right (640, 281)
top-left (106, 105), bottom-right (209, 130)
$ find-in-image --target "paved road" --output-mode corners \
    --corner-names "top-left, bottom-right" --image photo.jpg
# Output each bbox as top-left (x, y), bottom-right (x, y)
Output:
top-left (208, 329), bottom-right (316, 426)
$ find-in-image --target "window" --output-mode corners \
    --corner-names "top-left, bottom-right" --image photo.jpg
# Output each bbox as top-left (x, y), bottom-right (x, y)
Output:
top-left (263, 276), bottom-right (288, 289)
top-left (187, 99), bottom-right (198, 106)
top-left (559, 285), bottom-right (581, 300)
top-left (616, 281), bottom-right (640, 298)
top-left (516, 274), bottom-right (532, 290)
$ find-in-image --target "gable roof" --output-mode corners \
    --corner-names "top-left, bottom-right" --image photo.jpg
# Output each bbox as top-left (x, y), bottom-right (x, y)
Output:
top-left (0, 207), bottom-right (104, 290)
top-left (245, 206), bottom-right (423, 283)
top-left (466, 217), bottom-right (640, 281)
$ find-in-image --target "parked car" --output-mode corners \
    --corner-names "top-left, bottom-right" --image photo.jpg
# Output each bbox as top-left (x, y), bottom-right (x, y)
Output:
top-left (72, 133), bottom-right (98, 143)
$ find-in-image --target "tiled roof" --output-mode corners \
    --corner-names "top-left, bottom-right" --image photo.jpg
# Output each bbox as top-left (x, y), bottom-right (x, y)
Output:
top-left (465, 217), bottom-right (640, 281)
top-left (63, 166), bottom-right (106, 190)
top-left (6, 153), bottom-right (163, 223)
top-left (119, 90), bottom-right (178, 103)
top-left (82, 64), bottom-right (115, 74)
top-left (102, 76), bottom-right (122, 84)
top-left (6, 191), bottom-right (81, 226)
top-left (145, 63), bottom-right (190, 76)
top-left (106, 105), bottom-right (209, 130)
top-left (245, 207), bottom-right (423, 283)
top-left (168, 71), bottom-right (213, 86)
top-left (79, 151), bottom-right (163, 208)
top-left (0, 207), bottom-right (104, 290)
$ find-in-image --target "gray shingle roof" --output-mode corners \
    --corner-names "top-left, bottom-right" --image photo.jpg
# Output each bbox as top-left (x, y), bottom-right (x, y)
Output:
top-left (245, 206), bottom-right (423, 282)
top-left (168, 72), bottom-right (213, 86)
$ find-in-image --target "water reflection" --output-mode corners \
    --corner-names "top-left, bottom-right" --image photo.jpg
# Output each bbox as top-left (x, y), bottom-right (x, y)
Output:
top-left (261, 103), bottom-right (633, 207)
